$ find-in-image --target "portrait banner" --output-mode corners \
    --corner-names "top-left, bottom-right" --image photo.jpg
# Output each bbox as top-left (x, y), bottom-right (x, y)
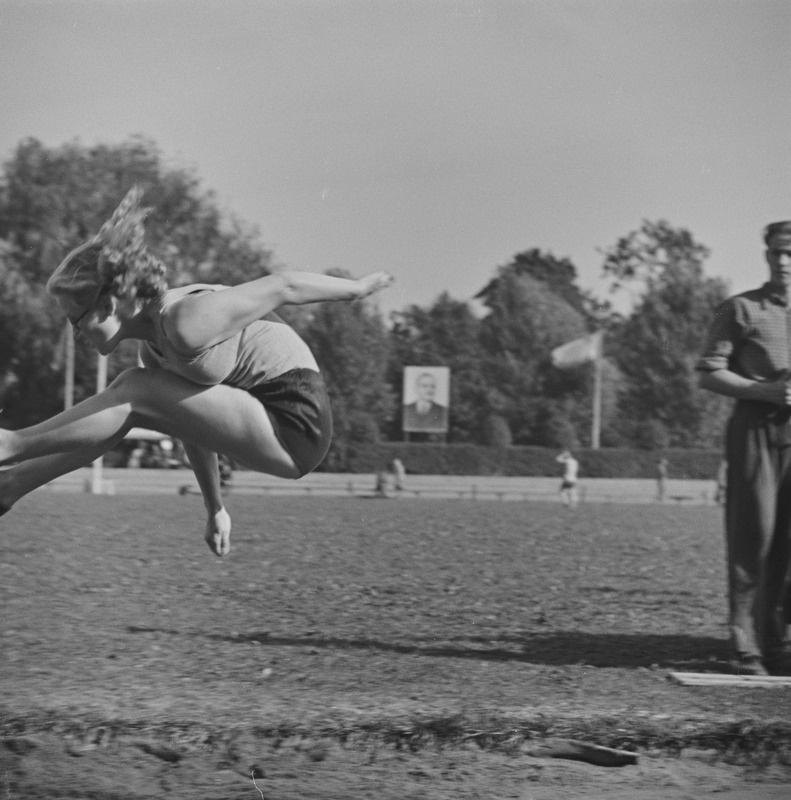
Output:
top-left (402, 366), bottom-right (450, 433)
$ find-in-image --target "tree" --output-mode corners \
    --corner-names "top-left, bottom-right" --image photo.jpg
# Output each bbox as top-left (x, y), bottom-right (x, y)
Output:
top-left (388, 293), bottom-right (488, 442)
top-left (0, 242), bottom-right (63, 421)
top-left (0, 136), bottom-right (276, 425)
top-left (477, 248), bottom-right (589, 316)
top-left (293, 270), bottom-right (394, 469)
top-left (476, 251), bottom-right (596, 445)
top-left (601, 220), bottom-right (730, 447)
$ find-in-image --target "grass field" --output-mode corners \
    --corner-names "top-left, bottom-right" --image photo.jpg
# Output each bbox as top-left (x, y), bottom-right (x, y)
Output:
top-left (2, 493), bottom-right (790, 799)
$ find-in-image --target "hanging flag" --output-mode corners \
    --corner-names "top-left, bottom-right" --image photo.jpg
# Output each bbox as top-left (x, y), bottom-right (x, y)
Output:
top-left (550, 331), bottom-right (602, 370)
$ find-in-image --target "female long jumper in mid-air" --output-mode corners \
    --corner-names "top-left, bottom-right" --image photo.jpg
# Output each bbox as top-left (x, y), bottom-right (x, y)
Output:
top-left (0, 187), bottom-right (394, 555)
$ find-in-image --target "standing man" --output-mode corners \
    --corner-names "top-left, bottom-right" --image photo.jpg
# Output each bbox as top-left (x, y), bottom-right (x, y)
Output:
top-left (556, 450), bottom-right (579, 508)
top-left (697, 220), bottom-right (791, 677)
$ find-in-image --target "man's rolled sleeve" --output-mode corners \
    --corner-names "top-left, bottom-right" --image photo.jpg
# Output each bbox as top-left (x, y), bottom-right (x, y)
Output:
top-left (697, 300), bottom-right (737, 373)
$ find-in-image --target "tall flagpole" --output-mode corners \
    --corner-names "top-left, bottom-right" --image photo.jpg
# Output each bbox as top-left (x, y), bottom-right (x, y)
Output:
top-left (549, 330), bottom-right (604, 449)
top-left (591, 332), bottom-right (603, 450)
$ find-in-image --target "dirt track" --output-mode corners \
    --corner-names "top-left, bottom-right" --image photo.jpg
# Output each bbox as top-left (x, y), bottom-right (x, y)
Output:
top-left (2, 494), bottom-right (790, 798)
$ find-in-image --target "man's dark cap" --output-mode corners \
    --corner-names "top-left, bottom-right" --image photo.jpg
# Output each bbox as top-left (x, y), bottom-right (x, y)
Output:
top-left (763, 221), bottom-right (791, 246)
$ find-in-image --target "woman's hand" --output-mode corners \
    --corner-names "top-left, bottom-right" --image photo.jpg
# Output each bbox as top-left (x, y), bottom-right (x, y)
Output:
top-left (204, 507), bottom-right (231, 557)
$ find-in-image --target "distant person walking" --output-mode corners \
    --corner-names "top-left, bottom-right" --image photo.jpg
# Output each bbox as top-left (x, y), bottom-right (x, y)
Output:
top-left (556, 450), bottom-right (579, 508)
top-left (656, 457), bottom-right (669, 502)
top-left (698, 220), bottom-right (791, 677)
top-left (391, 457), bottom-right (406, 491)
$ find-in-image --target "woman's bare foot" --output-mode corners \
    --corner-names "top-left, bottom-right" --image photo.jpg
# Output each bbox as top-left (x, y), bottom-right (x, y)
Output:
top-left (204, 508), bottom-right (231, 556)
top-left (358, 272), bottom-right (394, 298)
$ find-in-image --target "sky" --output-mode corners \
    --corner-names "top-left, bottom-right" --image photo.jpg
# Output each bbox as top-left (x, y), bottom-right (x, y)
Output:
top-left (0, 0), bottom-right (789, 315)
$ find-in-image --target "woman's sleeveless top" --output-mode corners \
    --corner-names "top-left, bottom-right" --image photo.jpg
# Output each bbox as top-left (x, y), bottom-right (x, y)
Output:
top-left (139, 284), bottom-right (319, 389)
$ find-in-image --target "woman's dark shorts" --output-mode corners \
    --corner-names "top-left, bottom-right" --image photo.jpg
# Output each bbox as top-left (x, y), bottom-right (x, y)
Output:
top-left (247, 368), bottom-right (333, 477)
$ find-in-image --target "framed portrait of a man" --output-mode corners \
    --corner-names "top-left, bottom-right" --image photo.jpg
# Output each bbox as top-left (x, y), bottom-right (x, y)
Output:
top-left (402, 366), bottom-right (450, 433)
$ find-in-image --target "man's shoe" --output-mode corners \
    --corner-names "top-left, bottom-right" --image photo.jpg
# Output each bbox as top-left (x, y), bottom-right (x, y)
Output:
top-left (730, 654), bottom-right (769, 677)
top-left (765, 650), bottom-right (791, 676)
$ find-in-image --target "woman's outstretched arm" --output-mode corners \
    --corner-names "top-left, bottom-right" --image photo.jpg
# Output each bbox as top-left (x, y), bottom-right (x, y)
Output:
top-left (183, 443), bottom-right (223, 515)
top-left (165, 271), bottom-right (394, 353)
top-left (182, 442), bottom-right (231, 557)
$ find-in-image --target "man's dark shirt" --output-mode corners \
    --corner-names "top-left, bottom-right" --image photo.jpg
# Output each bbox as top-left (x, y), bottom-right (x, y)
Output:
top-left (697, 282), bottom-right (791, 382)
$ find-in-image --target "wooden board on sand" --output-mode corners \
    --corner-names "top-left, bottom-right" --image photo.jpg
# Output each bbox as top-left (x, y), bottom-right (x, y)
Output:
top-left (669, 671), bottom-right (791, 688)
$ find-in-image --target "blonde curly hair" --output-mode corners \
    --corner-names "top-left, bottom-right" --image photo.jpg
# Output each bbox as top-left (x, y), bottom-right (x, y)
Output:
top-left (47, 186), bottom-right (168, 313)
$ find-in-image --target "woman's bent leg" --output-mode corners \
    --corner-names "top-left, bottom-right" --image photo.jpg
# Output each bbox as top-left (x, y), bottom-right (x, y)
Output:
top-left (0, 445), bottom-right (107, 513)
top-left (0, 368), bottom-right (301, 478)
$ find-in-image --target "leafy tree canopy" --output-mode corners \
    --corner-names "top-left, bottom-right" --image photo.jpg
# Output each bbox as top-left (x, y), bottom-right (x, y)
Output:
top-left (295, 269), bottom-right (394, 468)
top-left (476, 253), bottom-right (593, 445)
top-left (601, 220), bottom-right (730, 447)
top-left (389, 292), bottom-right (488, 442)
top-left (0, 136), bottom-right (275, 289)
top-left (477, 248), bottom-right (588, 316)
top-left (0, 136), bottom-right (276, 424)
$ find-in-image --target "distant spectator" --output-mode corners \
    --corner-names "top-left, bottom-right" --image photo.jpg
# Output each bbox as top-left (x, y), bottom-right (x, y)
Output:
top-left (656, 457), bottom-right (668, 502)
top-left (141, 442), bottom-right (166, 468)
top-left (160, 437), bottom-right (175, 467)
top-left (127, 445), bottom-right (145, 469)
top-left (375, 470), bottom-right (393, 498)
top-left (219, 455), bottom-right (234, 489)
top-left (556, 450), bottom-right (579, 508)
top-left (391, 458), bottom-right (406, 491)
top-left (714, 459), bottom-right (727, 505)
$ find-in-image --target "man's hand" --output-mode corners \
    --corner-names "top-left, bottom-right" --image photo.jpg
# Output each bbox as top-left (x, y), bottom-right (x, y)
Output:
top-left (756, 376), bottom-right (791, 406)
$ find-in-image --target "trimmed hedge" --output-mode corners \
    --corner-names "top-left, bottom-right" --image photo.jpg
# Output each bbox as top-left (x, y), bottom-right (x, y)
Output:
top-left (324, 442), bottom-right (723, 480)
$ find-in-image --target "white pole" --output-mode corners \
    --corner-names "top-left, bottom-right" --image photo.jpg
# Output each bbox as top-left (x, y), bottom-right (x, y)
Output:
top-left (591, 333), bottom-right (603, 450)
top-left (90, 353), bottom-right (108, 494)
top-left (64, 322), bottom-right (75, 410)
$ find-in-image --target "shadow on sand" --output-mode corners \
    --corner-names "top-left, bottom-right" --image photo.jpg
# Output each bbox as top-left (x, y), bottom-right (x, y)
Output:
top-left (127, 625), bottom-right (729, 672)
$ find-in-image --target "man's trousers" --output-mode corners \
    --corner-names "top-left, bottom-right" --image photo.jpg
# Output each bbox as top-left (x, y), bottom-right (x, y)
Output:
top-left (725, 401), bottom-right (791, 659)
